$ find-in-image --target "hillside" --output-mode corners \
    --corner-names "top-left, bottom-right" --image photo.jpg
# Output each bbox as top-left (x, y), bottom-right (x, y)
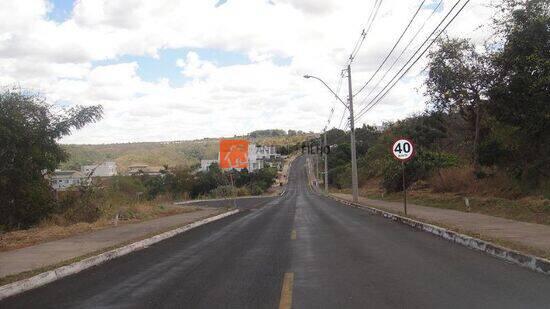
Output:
top-left (60, 130), bottom-right (315, 171)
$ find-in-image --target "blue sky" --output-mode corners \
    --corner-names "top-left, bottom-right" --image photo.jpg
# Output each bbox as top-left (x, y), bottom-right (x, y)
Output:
top-left (47, 0), bottom-right (73, 22)
top-left (47, 0), bottom-right (290, 87)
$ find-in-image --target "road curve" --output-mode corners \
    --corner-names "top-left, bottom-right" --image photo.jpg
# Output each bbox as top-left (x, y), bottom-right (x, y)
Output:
top-left (2, 156), bottom-right (549, 308)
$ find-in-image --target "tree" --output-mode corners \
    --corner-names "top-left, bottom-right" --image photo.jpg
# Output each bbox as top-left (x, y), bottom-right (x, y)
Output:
top-left (0, 89), bottom-right (103, 230)
top-left (425, 38), bottom-right (493, 173)
top-left (488, 0), bottom-right (550, 186)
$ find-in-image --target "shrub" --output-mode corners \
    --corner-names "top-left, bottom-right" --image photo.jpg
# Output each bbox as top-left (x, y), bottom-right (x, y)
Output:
top-left (209, 185), bottom-right (237, 198)
top-left (55, 187), bottom-right (104, 224)
top-left (381, 150), bottom-right (459, 192)
top-left (249, 184), bottom-right (264, 196)
top-left (430, 167), bottom-right (474, 193)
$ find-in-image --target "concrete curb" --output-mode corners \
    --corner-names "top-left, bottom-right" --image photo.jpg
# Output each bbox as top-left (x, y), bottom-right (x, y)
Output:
top-left (0, 209), bottom-right (241, 301)
top-left (325, 194), bottom-right (550, 276)
top-left (174, 196), bottom-right (268, 205)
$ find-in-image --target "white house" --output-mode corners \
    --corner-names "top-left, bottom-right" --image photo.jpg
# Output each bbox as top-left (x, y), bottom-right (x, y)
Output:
top-left (81, 161), bottom-right (117, 177)
top-left (127, 164), bottom-right (165, 176)
top-left (253, 144), bottom-right (280, 160)
top-left (199, 159), bottom-right (218, 172)
top-left (50, 170), bottom-right (88, 191)
top-left (247, 145), bottom-right (264, 172)
top-left (200, 143), bottom-right (279, 173)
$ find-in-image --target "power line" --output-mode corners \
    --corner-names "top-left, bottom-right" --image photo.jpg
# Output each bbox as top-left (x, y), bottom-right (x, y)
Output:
top-left (355, 0), bottom-right (465, 120)
top-left (354, 0), bottom-right (471, 123)
top-left (353, 0), bottom-right (427, 97)
top-left (356, 0), bottom-right (466, 120)
top-left (322, 74), bottom-right (344, 132)
top-left (356, 0), bottom-right (443, 108)
top-left (337, 107), bottom-right (348, 129)
top-left (348, 0), bottom-right (383, 64)
top-left (328, 77), bottom-right (344, 127)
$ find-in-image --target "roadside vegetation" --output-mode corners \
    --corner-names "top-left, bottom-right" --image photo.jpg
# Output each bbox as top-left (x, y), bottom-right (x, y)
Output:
top-left (0, 88), bottom-right (280, 237)
top-left (321, 0), bottom-right (549, 224)
top-left (60, 129), bottom-right (314, 171)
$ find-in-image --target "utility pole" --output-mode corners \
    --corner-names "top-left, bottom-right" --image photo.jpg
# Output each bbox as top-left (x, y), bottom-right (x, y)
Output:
top-left (324, 131), bottom-right (328, 192)
top-left (315, 151), bottom-right (319, 188)
top-left (347, 64), bottom-right (359, 203)
top-left (303, 71), bottom-right (358, 202)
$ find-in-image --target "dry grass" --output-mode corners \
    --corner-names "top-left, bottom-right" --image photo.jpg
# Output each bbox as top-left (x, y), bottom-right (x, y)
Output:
top-left (355, 178), bottom-right (550, 226)
top-left (331, 172), bottom-right (550, 226)
top-left (0, 200), bottom-right (199, 252)
top-left (429, 166), bottom-right (523, 199)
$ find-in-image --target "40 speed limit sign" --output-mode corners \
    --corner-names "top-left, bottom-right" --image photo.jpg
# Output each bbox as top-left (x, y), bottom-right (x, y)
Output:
top-left (392, 138), bottom-right (415, 161)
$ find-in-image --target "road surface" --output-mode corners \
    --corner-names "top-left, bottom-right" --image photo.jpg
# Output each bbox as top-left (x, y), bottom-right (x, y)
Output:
top-left (2, 156), bottom-right (549, 308)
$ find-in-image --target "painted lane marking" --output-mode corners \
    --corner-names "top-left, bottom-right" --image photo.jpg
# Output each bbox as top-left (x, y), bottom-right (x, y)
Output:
top-left (279, 272), bottom-right (294, 309)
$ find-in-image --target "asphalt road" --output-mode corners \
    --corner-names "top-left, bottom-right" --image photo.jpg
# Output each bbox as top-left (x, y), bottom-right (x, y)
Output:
top-left (2, 156), bottom-right (550, 308)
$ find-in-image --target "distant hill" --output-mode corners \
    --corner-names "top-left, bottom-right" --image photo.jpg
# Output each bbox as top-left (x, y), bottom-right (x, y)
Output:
top-left (60, 130), bottom-right (315, 171)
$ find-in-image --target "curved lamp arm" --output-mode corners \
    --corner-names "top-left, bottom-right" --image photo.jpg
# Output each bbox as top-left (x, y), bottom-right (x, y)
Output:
top-left (304, 75), bottom-right (349, 110)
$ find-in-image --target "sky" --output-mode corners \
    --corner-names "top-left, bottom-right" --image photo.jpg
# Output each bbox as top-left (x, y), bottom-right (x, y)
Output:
top-left (0, 0), bottom-right (495, 144)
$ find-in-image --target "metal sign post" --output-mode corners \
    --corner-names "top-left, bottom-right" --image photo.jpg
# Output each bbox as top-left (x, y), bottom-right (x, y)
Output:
top-left (391, 138), bottom-right (415, 216)
top-left (402, 161), bottom-right (407, 215)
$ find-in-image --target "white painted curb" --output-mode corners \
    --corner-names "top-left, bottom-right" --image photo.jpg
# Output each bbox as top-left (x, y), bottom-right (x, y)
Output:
top-left (324, 194), bottom-right (550, 276)
top-left (0, 209), bottom-right (241, 301)
top-left (174, 195), bottom-right (273, 205)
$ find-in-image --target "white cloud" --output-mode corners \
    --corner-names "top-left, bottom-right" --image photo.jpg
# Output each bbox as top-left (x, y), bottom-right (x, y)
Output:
top-left (0, 0), bottom-right (497, 143)
top-left (176, 52), bottom-right (217, 78)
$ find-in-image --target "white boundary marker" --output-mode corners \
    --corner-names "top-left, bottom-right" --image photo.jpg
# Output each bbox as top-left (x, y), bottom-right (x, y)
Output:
top-left (0, 209), bottom-right (241, 300)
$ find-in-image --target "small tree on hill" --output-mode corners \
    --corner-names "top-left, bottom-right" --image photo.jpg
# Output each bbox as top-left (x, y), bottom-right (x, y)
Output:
top-left (0, 89), bottom-right (103, 230)
top-left (425, 38), bottom-right (493, 174)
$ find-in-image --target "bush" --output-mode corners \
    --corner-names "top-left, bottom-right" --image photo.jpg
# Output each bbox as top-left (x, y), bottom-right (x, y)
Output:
top-left (249, 184), bottom-right (264, 196)
top-left (209, 185), bottom-right (237, 198)
top-left (381, 150), bottom-right (459, 192)
top-left (55, 187), bottom-right (104, 224)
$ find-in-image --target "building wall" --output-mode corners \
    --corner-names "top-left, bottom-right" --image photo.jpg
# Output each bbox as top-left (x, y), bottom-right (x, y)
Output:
top-left (81, 162), bottom-right (117, 177)
top-left (50, 172), bottom-right (87, 191)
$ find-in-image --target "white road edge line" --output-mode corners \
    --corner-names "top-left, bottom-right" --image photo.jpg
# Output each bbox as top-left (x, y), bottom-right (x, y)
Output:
top-left (0, 209), bottom-right (241, 301)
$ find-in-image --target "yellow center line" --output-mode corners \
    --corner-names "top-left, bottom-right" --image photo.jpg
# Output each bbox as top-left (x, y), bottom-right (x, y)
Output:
top-left (279, 272), bottom-right (294, 309)
top-left (291, 230), bottom-right (297, 240)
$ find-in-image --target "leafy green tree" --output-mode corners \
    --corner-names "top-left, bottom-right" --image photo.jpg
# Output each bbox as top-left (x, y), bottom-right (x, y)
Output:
top-left (354, 125), bottom-right (381, 155)
top-left (489, 0), bottom-right (550, 187)
top-left (0, 90), bottom-right (102, 230)
top-left (425, 38), bottom-right (493, 173)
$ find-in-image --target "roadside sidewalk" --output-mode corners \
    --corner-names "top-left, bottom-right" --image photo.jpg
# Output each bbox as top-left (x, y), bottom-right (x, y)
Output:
top-left (333, 193), bottom-right (550, 256)
top-left (0, 208), bottom-right (222, 279)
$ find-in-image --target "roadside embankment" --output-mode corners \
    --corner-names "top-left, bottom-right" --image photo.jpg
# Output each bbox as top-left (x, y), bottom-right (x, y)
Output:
top-left (0, 207), bottom-right (234, 288)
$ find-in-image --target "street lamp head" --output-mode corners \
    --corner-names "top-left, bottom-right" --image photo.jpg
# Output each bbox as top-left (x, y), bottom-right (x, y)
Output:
top-left (303, 74), bottom-right (311, 79)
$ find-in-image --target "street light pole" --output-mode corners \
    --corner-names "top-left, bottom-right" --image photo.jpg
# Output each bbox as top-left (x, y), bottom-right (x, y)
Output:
top-left (346, 65), bottom-right (359, 203)
top-left (303, 71), bottom-right (359, 202)
top-left (324, 131), bottom-right (328, 193)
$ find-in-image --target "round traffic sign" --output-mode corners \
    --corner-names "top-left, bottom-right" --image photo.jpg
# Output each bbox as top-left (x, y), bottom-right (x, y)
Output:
top-left (391, 138), bottom-right (415, 161)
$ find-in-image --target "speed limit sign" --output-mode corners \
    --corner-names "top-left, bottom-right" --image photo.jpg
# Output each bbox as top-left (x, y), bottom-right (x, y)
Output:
top-left (392, 138), bottom-right (415, 161)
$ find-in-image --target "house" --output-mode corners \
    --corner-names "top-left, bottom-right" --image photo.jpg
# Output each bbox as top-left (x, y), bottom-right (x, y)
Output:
top-left (127, 164), bottom-right (165, 176)
top-left (247, 145), bottom-right (264, 172)
top-left (127, 164), bottom-right (149, 175)
top-left (200, 143), bottom-right (281, 173)
top-left (253, 144), bottom-right (280, 160)
top-left (49, 170), bottom-right (88, 191)
top-left (81, 161), bottom-right (117, 177)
